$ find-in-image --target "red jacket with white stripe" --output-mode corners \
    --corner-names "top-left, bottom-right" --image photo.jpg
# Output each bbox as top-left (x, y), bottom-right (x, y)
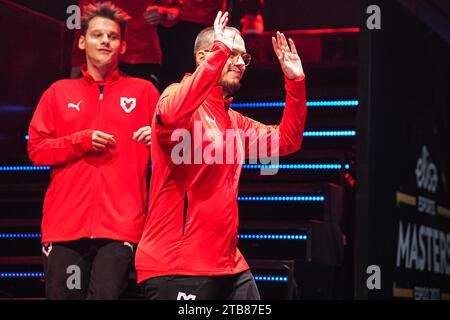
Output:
top-left (28, 66), bottom-right (159, 243)
top-left (135, 41), bottom-right (307, 282)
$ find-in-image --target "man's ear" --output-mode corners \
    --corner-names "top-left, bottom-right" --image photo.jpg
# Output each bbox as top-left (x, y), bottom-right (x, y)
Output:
top-left (120, 40), bottom-right (127, 55)
top-left (78, 35), bottom-right (86, 50)
top-left (195, 50), bottom-right (207, 66)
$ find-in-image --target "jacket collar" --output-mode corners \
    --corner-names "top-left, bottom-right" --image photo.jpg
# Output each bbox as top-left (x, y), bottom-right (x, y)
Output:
top-left (210, 86), bottom-right (234, 111)
top-left (81, 64), bottom-right (121, 85)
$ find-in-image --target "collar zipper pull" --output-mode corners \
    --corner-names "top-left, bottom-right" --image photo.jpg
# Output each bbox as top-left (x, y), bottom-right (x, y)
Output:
top-left (99, 85), bottom-right (104, 100)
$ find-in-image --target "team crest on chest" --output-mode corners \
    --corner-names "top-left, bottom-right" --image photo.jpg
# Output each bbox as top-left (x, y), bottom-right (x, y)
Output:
top-left (120, 97), bottom-right (136, 113)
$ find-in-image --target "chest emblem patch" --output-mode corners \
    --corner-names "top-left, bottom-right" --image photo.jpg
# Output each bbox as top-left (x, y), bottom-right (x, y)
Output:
top-left (120, 97), bottom-right (136, 113)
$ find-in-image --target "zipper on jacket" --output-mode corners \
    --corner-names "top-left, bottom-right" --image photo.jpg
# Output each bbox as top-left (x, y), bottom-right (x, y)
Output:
top-left (182, 190), bottom-right (189, 236)
top-left (91, 84), bottom-right (105, 239)
top-left (99, 85), bottom-right (104, 100)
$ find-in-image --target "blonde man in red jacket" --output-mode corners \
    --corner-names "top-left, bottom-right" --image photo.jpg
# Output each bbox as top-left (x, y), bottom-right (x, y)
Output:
top-left (135, 11), bottom-right (307, 300)
top-left (28, 2), bottom-right (159, 299)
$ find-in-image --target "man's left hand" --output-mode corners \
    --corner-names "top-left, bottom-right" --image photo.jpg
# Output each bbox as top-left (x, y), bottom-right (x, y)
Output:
top-left (272, 31), bottom-right (305, 80)
top-left (133, 126), bottom-right (152, 147)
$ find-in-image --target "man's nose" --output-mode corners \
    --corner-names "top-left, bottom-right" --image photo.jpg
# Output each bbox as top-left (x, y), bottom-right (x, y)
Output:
top-left (101, 34), bottom-right (110, 45)
top-left (234, 55), bottom-right (245, 66)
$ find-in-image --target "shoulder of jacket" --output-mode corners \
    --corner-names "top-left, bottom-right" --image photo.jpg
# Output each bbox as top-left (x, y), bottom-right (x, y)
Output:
top-left (122, 76), bottom-right (159, 91)
top-left (160, 83), bottom-right (181, 97)
top-left (50, 78), bottom-right (81, 90)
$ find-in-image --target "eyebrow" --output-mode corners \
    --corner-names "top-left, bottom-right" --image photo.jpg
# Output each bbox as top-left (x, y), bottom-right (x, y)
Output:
top-left (90, 29), bottom-right (119, 35)
top-left (232, 49), bottom-right (247, 55)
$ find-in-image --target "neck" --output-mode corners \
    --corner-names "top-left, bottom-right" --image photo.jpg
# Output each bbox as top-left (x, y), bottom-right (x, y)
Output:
top-left (86, 60), bottom-right (116, 81)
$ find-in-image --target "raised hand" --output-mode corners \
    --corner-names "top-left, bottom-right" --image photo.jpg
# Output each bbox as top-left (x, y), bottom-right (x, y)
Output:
top-left (272, 31), bottom-right (305, 80)
top-left (213, 11), bottom-right (235, 51)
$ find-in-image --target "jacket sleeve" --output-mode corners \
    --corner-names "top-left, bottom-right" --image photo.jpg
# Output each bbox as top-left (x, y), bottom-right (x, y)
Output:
top-left (147, 82), bottom-right (161, 122)
top-left (27, 86), bottom-right (95, 166)
top-left (155, 40), bottom-right (231, 129)
top-left (231, 76), bottom-right (307, 158)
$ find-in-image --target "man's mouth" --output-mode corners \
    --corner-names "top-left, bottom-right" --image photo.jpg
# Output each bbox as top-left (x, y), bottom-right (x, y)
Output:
top-left (229, 70), bottom-right (242, 77)
top-left (98, 48), bottom-right (112, 53)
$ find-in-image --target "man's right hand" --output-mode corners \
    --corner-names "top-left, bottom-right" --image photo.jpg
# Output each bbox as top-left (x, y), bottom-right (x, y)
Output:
top-left (213, 11), bottom-right (235, 51)
top-left (91, 130), bottom-right (116, 151)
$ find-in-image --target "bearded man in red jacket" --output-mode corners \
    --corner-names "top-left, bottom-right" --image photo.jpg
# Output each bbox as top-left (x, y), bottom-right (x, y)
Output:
top-left (135, 11), bottom-right (307, 300)
top-left (27, 2), bottom-right (159, 299)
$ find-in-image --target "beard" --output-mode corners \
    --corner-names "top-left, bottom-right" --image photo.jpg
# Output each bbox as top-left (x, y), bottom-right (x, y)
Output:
top-left (218, 78), bottom-right (241, 97)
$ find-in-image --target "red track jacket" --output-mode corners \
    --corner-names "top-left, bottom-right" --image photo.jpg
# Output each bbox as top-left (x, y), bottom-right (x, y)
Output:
top-left (28, 66), bottom-right (159, 243)
top-left (135, 41), bottom-right (307, 282)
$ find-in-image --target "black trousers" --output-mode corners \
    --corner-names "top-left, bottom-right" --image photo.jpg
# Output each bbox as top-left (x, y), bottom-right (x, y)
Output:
top-left (141, 270), bottom-right (261, 300)
top-left (42, 238), bottom-right (135, 300)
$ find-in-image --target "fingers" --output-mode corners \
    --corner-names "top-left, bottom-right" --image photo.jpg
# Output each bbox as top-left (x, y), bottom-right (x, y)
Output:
top-left (271, 36), bottom-right (280, 56)
top-left (133, 126), bottom-right (152, 144)
top-left (92, 141), bottom-right (108, 150)
top-left (275, 31), bottom-right (291, 54)
top-left (133, 126), bottom-right (149, 139)
top-left (92, 131), bottom-right (115, 144)
top-left (135, 130), bottom-right (151, 144)
top-left (95, 131), bottom-right (116, 144)
top-left (144, 134), bottom-right (152, 147)
top-left (91, 131), bottom-right (111, 151)
top-left (276, 32), bottom-right (282, 51)
top-left (280, 33), bottom-right (289, 51)
top-left (288, 38), bottom-right (298, 55)
top-left (219, 11), bottom-right (229, 30)
top-left (214, 11), bottom-right (229, 29)
top-left (91, 130), bottom-right (115, 151)
top-left (214, 11), bottom-right (222, 27)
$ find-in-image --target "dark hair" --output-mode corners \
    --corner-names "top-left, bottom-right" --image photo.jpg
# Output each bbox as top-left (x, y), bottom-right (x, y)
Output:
top-left (193, 26), bottom-right (241, 57)
top-left (81, 1), bottom-right (131, 40)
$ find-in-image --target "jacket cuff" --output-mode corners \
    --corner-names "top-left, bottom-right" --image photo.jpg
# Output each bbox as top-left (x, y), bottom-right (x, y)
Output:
top-left (81, 129), bottom-right (94, 151)
top-left (212, 40), bottom-right (233, 56)
top-left (285, 74), bottom-right (306, 84)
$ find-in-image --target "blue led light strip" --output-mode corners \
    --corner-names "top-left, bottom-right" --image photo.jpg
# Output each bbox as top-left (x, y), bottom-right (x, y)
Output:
top-left (0, 233), bottom-right (41, 238)
top-left (231, 100), bottom-right (359, 108)
top-left (243, 163), bottom-right (347, 170)
top-left (0, 273), bottom-right (45, 278)
top-left (254, 275), bottom-right (288, 282)
top-left (239, 234), bottom-right (307, 240)
top-left (303, 130), bottom-right (356, 137)
top-left (238, 196), bottom-right (324, 202)
top-left (0, 166), bottom-right (50, 171)
top-left (0, 233), bottom-right (308, 240)
top-left (1, 163), bottom-right (351, 172)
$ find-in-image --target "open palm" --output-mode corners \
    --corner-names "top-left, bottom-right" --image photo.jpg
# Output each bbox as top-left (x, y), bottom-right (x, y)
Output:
top-left (272, 31), bottom-right (305, 80)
